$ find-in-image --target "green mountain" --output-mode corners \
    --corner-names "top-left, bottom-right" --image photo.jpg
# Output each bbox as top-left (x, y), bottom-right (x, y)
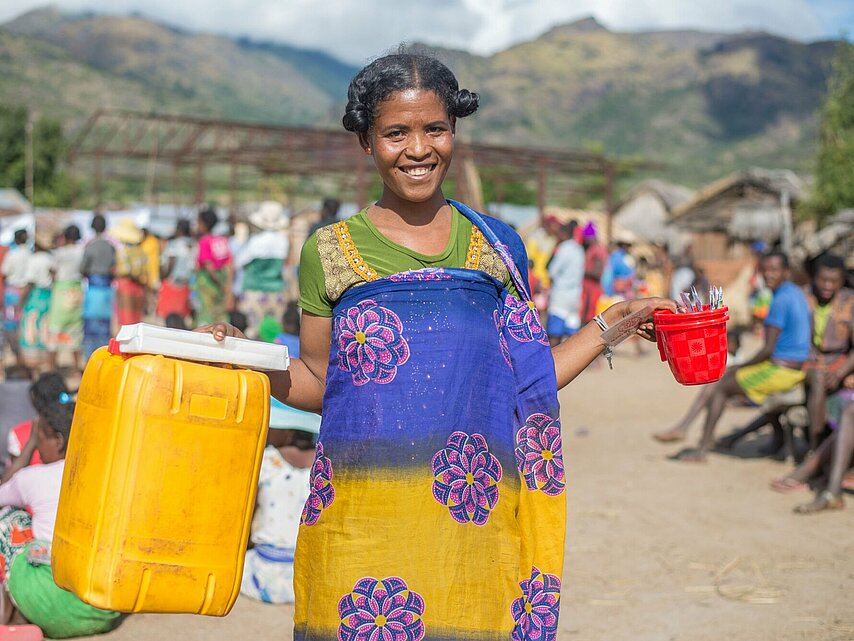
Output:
top-left (0, 8), bottom-right (840, 187)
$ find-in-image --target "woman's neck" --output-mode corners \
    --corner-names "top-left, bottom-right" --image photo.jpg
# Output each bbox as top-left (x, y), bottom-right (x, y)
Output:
top-left (372, 190), bottom-right (449, 228)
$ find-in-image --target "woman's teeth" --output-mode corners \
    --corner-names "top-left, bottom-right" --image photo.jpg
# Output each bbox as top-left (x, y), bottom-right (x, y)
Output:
top-left (402, 166), bottom-right (432, 176)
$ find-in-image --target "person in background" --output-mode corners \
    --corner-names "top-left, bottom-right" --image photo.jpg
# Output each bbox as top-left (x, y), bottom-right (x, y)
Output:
top-left (194, 206), bottom-right (232, 326)
top-left (670, 245), bottom-right (696, 300)
top-left (156, 219), bottom-right (195, 324)
top-left (1, 230), bottom-right (30, 371)
top-left (17, 227), bottom-right (55, 375)
top-left (309, 197), bottom-right (341, 237)
top-left (609, 231), bottom-right (636, 300)
top-left (801, 254), bottom-right (854, 452)
top-left (240, 424), bottom-right (316, 605)
top-left (140, 228), bottom-right (161, 319)
top-left (237, 202), bottom-right (290, 339)
top-left (80, 214), bottom-right (116, 360)
top-left (47, 225), bottom-right (85, 374)
top-left (0, 374), bottom-right (120, 637)
top-left (748, 240), bottom-right (772, 327)
top-left (580, 221), bottom-right (607, 324)
top-left (666, 251), bottom-right (811, 462)
top-left (1, 374), bottom-right (66, 476)
top-left (274, 302), bottom-right (302, 355)
top-left (112, 219), bottom-right (148, 328)
top-left (547, 220), bottom-right (584, 346)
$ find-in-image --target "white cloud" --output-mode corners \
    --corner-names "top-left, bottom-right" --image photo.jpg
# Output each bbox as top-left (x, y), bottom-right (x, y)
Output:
top-left (0, 0), bottom-right (835, 62)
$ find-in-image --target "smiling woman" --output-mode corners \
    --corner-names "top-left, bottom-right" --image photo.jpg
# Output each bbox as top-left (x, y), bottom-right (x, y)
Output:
top-left (196, 51), bottom-right (675, 641)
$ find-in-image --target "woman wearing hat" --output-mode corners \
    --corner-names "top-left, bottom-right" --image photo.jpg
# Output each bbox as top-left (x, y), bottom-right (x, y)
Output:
top-left (113, 219), bottom-right (148, 328)
top-left (236, 201), bottom-right (290, 339)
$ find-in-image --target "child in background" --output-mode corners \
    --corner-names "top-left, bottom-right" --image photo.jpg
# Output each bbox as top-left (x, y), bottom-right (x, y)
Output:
top-left (241, 422), bottom-right (318, 604)
top-left (0, 374), bottom-right (119, 638)
top-left (273, 302), bottom-right (301, 354)
top-left (0, 374), bottom-right (67, 477)
top-left (241, 304), bottom-right (320, 604)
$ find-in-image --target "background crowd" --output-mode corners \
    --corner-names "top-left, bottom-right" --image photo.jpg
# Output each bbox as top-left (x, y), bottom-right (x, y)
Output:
top-left (0, 198), bottom-right (850, 636)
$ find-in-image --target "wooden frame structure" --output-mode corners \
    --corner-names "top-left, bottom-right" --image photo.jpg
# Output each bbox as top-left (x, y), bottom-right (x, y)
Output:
top-left (69, 109), bottom-right (656, 233)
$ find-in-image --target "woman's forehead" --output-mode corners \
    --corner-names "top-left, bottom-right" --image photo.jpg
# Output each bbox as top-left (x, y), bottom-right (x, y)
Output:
top-left (374, 89), bottom-right (448, 121)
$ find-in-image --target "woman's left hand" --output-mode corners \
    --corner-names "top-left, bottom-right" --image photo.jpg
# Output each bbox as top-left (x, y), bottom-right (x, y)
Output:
top-left (604, 297), bottom-right (678, 343)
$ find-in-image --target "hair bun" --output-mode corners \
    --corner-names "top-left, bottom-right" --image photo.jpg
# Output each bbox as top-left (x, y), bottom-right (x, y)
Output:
top-left (342, 101), bottom-right (371, 133)
top-left (453, 89), bottom-right (479, 118)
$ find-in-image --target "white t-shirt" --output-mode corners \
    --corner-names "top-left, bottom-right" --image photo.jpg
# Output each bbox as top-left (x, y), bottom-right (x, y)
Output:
top-left (52, 244), bottom-right (84, 282)
top-left (251, 446), bottom-right (310, 548)
top-left (22, 251), bottom-right (54, 289)
top-left (1, 246), bottom-right (31, 288)
top-left (0, 459), bottom-right (65, 541)
top-left (548, 239), bottom-right (585, 326)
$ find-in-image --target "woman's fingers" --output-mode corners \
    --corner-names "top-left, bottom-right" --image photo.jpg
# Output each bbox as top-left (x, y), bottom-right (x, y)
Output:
top-left (193, 322), bottom-right (246, 341)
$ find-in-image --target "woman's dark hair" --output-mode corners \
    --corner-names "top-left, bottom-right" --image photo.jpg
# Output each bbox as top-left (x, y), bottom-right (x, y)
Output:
top-left (198, 206), bottom-right (218, 233)
top-left (91, 214), bottom-right (106, 234)
top-left (14, 229), bottom-right (27, 245)
top-left (30, 373), bottom-right (74, 448)
top-left (175, 219), bottom-right (192, 237)
top-left (342, 53), bottom-right (479, 134)
top-left (64, 225), bottom-right (81, 243)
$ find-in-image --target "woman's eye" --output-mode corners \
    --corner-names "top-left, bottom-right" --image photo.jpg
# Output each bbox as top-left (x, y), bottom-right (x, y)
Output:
top-left (386, 130), bottom-right (404, 140)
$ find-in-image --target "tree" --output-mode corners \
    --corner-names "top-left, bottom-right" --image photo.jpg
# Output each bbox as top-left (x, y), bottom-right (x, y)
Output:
top-left (810, 41), bottom-right (854, 222)
top-left (0, 105), bottom-right (71, 207)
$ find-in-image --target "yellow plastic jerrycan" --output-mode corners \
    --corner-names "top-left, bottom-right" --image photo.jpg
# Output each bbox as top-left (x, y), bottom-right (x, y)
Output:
top-left (52, 346), bottom-right (271, 615)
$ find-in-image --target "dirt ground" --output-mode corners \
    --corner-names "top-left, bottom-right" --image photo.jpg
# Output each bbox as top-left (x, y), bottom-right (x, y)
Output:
top-left (78, 338), bottom-right (854, 641)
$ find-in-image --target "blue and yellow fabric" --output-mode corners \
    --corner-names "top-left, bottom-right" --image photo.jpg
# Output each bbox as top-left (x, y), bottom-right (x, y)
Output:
top-left (294, 201), bottom-right (566, 641)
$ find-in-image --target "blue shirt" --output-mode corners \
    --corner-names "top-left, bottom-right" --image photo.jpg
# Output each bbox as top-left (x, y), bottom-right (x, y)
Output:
top-left (765, 281), bottom-right (811, 362)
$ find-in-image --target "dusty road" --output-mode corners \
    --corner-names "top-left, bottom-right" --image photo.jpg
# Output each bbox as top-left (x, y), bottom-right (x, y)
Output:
top-left (83, 339), bottom-right (854, 641)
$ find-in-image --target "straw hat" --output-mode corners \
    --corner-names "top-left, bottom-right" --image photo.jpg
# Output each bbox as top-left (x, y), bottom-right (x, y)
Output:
top-left (113, 218), bottom-right (143, 244)
top-left (249, 201), bottom-right (289, 231)
top-left (33, 225), bottom-right (55, 250)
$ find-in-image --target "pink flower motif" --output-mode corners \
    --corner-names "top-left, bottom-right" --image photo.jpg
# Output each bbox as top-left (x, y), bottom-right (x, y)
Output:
top-left (511, 566), bottom-right (561, 641)
top-left (301, 442), bottom-right (335, 526)
top-left (335, 300), bottom-right (410, 386)
top-left (431, 432), bottom-right (503, 526)
top-left (515, 413), bottom-right (566, 496)
top-left (388, 268), bottom-right (452, 282)
top-left (494, 309), bottom-right (512, 367)
top-left (338, 576), bottom-right (425, 641)
top-left (504, 294), bottom-right (549, 345)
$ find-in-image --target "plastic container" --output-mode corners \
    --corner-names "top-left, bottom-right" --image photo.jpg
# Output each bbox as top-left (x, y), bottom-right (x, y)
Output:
top-left (52, 345), bottom-right (272, 616)
top-left (654, 309), bottom-right (729, 386)
top-left (112, 323), bottom-right (289, 371)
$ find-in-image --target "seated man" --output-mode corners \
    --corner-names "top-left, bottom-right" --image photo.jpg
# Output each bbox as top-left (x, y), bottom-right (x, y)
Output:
top-left (669, 251), bottom-right (811, 462)
top-left (802, 254), bottom-right (854, 451)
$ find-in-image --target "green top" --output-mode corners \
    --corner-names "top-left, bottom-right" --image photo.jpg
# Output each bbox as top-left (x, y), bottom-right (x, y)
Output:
top-left (813, 302), bottom-right (831, 348)
top-left (243, 258), bottom-right (284, 292)
top-left (299, 206), bottom-right (514, 317)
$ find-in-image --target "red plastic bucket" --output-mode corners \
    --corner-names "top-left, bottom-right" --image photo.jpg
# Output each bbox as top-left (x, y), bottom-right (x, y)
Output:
top-left (654, 311), bottom-right (729, 386)
top-left (653, 307), bottom-right (728, 325)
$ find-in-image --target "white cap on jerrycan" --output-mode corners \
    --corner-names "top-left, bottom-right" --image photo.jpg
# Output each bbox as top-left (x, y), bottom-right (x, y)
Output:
top-left (112, 323), bottom-right (289, 371)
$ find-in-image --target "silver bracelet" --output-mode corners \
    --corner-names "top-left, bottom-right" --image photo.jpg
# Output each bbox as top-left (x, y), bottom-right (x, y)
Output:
top-left (592, 314), bottom-right (614, 370)
top-left (592, 313), bottom-right (609, 332)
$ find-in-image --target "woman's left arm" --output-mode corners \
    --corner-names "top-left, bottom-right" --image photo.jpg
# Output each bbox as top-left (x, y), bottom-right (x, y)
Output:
top-left (552, 297), bottom-right (677, 389)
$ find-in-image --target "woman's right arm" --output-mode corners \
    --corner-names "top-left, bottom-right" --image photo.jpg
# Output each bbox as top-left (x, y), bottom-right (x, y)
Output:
top-left (268, 312), bottom-right (330, 413)
top-left (198, 311), bottom-right (331, 413)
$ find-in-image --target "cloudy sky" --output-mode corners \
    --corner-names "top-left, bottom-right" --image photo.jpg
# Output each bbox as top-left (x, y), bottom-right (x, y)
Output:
top-left (1, 0), bottom-right (851, 62)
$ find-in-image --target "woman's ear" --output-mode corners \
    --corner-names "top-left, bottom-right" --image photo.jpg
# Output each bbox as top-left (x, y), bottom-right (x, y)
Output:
top-left (358, 132), bottom-right (372, 155)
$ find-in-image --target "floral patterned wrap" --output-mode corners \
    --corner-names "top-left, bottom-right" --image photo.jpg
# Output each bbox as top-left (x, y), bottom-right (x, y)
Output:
top-left (294, 201), bottom-right (566, 641)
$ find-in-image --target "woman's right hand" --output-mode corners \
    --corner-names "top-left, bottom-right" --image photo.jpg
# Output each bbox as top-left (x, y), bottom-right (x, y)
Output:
top-left (193, 323), bottom-right (246, 342)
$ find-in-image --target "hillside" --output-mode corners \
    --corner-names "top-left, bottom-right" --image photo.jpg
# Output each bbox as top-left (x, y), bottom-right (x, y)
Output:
top-left (0, 8), bottom-right (841, 187)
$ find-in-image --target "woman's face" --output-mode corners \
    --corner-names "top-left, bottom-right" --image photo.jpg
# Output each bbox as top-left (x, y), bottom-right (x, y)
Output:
top-left (362, 89), bottom-right (455, 205)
